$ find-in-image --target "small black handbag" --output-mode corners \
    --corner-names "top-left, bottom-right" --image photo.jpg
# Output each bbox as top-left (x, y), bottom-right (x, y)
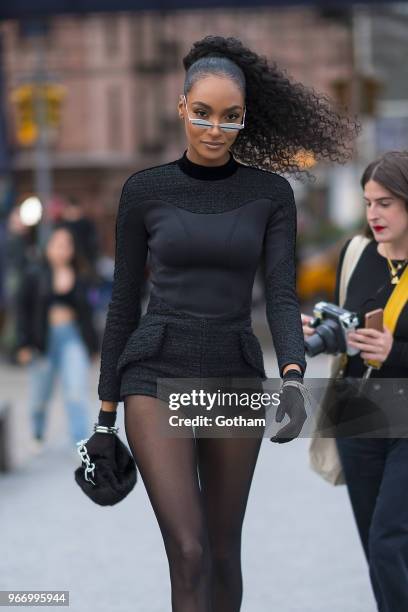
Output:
top-left (74, 425), bottom-right (137, 506)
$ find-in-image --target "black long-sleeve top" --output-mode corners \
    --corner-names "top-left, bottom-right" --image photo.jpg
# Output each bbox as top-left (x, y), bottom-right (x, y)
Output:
top-left (335, 238), bottom-right (408, 378)
top-left (98, 149), bottom-right (307, 402)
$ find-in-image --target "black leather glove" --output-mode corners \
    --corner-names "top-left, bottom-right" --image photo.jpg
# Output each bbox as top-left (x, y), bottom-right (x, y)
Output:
top-left (270, 369), bottom-right (309, 444)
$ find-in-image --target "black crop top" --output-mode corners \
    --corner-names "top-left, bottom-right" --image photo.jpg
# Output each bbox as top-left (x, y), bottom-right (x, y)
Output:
top-left (98, 149), bottom-right (307, 402)
top-left (335, 238), bottom-right (408, 378)
top-left (47, 286), bottom-right (77, 309)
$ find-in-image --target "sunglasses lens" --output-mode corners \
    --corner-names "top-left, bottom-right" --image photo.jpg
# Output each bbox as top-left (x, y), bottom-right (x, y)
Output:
top-left (192, 120), bottom-right (212, 128)
top-left (220, 125), bottom-right (241, 132)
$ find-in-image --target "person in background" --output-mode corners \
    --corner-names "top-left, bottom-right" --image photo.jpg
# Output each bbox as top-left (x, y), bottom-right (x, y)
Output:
top-left (59, 195), bottom-right (100, 275)
top-left (15, 224), bottom-right (100, 450)
top-left (0, 207), bottom-right (31, 357)
top-left (0, 221), bottom-right (6, 341)
top-left (303, 150), bottom-right (408, 612)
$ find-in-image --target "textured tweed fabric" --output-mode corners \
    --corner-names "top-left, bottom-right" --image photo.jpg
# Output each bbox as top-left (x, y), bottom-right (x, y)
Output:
top-left (118, 294), bottom-right (266, 401)
top-left (98, 149), bottom-right (306, 402)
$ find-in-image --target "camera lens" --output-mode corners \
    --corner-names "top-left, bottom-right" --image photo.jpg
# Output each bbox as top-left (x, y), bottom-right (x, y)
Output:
top-left (305, 333), bottom-right (325, 356)
top-left (304, 319), bottom-right (342, 356)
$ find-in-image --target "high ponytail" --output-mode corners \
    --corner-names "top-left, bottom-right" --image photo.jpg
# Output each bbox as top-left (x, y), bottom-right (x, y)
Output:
top-left (182, 35), bottom-right (360, 178)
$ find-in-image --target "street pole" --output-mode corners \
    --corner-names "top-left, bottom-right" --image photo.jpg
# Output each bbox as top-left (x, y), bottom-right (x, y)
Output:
top-left (351, 4), bottom-right (376, 166)
top-left (0, 31), bottom-right (13, 217)
top-left (26, 20), bottom-right (53, 250)
top-left (330, 5), bottom-right (376, 231)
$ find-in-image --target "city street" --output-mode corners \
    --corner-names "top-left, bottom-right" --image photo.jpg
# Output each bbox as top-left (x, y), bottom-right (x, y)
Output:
top-left (1, 2), bottom-right (408, 610)
top-left (0, 339), bottom-right (377, 612)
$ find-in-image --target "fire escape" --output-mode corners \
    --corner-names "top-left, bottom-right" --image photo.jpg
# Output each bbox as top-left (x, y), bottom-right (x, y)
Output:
top-left (132, 11), bottom-right (182, 156)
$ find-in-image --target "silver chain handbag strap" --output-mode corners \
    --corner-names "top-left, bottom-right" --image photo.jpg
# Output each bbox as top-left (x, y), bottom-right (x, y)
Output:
top-left (76, 424), bottom-right (120, 486)
top-left (76, 439), bottom-right (96, 485)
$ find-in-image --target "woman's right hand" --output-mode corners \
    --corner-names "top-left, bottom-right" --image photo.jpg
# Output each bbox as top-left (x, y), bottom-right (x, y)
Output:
top-left (78, 407), bottom-right (118, 456)
top-left (82, 430), bottom-right (116, 458)
top-left (301, 313), bottom-right (315, 339)
top-left (16, 347), bottom-right (33, 365)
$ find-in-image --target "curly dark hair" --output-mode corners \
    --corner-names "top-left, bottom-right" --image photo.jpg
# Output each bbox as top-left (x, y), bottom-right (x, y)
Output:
top-left (182, 35), bottom-right (361, 179)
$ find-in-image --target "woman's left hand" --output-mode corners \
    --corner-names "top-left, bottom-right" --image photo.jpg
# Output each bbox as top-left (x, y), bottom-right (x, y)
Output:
top-left (347, 326), bottom-right (394, 364)
top-left (270, 385), bottom-right (308, 443)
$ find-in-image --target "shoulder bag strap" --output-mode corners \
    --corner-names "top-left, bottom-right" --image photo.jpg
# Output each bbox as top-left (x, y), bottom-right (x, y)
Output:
top-left (339, 235), bottom-right (372, 308)
top-left (330, 235), bottom-right (371, 377)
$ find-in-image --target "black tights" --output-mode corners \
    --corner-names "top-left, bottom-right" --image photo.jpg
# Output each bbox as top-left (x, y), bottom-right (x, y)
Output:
top-left (124, 395), bottom-right (263, 612)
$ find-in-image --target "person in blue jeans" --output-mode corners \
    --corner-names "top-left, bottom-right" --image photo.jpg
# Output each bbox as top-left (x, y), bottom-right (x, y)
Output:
top-left (15, 224), bottom-right (99, 448)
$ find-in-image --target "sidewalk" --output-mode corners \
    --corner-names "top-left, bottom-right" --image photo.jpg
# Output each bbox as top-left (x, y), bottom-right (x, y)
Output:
top-left (0, 346), bottom-right (376, 611)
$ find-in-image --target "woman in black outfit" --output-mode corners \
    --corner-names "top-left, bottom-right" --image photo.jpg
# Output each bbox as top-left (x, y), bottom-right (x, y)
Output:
top-left (303, 151), bottom-right (408, 612)
top-left (90, 35), bottom-right (358, 612)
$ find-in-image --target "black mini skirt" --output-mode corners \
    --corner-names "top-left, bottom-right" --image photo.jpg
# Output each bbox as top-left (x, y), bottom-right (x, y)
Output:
top-left (117, 294), bottom-right (267, 402)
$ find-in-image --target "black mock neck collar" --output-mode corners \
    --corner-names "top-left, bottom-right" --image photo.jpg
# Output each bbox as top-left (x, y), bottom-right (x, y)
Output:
top-left (177, 149), bottom-right (239, 180)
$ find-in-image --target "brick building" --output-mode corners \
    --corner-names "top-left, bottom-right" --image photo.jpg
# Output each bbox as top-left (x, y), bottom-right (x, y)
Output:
top-left (1, 8), bottom-right (353, 254)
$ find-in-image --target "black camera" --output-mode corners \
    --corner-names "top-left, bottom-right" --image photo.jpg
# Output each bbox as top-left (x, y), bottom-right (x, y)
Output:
top-left (304, 301), bottom-right (361, 357)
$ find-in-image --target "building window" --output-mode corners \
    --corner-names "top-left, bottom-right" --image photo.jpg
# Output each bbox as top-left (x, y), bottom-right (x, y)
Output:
top-left (104, 17), bottom-right (120, 57)
top-left (107, 85), bottom-right (122, 151)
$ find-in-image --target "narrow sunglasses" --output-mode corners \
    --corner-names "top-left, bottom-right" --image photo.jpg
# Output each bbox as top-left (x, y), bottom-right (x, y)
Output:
top-left (182, 94), bottom-right (246, 132)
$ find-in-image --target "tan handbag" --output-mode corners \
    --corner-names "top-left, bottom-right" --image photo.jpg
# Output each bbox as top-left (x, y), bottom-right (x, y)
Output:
top-left (308, 235), bottom-right (370, 485)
